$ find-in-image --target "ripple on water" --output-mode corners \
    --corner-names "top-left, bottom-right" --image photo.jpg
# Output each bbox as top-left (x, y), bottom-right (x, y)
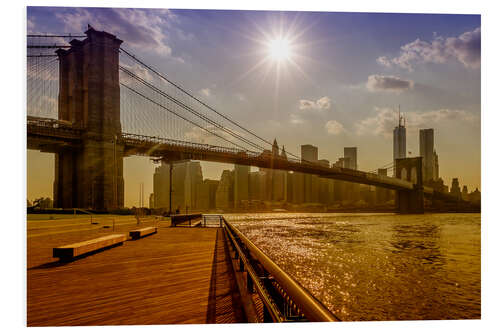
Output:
top-left (228, 213), bottom-right (480, 321)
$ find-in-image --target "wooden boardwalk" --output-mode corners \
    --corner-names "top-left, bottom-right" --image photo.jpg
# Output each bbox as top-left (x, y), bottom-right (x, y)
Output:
top-left (27, 218), bottom-right (246, 326)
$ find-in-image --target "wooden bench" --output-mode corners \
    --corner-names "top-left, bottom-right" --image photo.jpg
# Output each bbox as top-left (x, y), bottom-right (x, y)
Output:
top-left (53, 234), bottom-right (127, 261)
top-left (129, 227), bottom-right (157, 240)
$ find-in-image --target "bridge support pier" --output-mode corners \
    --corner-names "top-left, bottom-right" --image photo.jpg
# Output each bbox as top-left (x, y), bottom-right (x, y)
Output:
top-left (53, 27), bottom-right (124, 211)
top-left (396, 188), bottom-right (424, 214)
top-left (54, 140), bottom-right (124, 211)
top-left (395, 157), bottom-right (424, 214)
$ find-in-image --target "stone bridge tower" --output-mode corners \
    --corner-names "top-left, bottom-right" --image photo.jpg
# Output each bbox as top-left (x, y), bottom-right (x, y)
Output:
top-left (53, 27), bottom-right (124, 211)
top-left (395, 157), bottom-right (424, 213)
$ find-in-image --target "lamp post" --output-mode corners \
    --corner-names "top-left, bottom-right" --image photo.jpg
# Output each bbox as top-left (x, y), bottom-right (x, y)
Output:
top-left (113, 135), bottom-right (118, 210)
top-left (169, 162), bottom-right (173, 216)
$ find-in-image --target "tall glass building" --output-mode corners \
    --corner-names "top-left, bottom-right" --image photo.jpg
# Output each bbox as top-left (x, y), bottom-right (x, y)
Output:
top-left (393, 114), bottom-right (406, 164)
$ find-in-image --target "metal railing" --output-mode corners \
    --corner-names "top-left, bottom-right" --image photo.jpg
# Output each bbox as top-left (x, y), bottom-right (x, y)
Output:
top-left (221, 217), bottom-right (340, 322)
top-left (26, 116), bottom-right (423, 193)
top-left (170, 213), bottom-right (202, 227)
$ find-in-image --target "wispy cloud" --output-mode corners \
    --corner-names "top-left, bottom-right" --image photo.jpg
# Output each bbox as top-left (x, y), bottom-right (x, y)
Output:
top-left (199, 88), bottom-right (211, 97)
top-left (325, 120), bottom-right (346, 135)
top-left (120, 63), bottom-right (155, 85)
top-left (290, 96), bottom-right (333, 125)
top-left (299, 96), bottom-right (332, 111)
top-left (366, 75), bottom-right (414, 93)
top-left (27, 17), bottom-right (35, 33)
top-left (377, 27), bottom-right (480, 71)
top-left (54, 8), bottom-right (183, 60)
top-left (290, 113), bottom-right (304, 125)
top-left (355, 107), bottom-right (478, 138)
top-left (235, 93), bottom-right (246, 102)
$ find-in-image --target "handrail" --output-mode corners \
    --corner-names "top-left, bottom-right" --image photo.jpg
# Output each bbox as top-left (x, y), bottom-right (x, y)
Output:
top-left (222, 217), bottom-right (339, 322)
top-left (170, 213), bottom-right (202, 227)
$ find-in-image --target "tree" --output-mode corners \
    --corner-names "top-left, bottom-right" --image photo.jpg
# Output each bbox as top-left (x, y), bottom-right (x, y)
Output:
top-left (33, 197), bottom-right (53, 209)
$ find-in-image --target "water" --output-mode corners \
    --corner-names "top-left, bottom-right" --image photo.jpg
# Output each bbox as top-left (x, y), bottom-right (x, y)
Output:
top-left (226, 213), bottom-right (481, 321)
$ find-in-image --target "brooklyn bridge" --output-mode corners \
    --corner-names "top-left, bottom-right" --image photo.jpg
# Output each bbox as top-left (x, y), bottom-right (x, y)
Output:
top-left (27, 27), bottom-right (455, 213)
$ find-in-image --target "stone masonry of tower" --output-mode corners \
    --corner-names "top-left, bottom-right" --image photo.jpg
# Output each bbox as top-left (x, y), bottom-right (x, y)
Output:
top-left (53, 28), bottom-right (124, 211)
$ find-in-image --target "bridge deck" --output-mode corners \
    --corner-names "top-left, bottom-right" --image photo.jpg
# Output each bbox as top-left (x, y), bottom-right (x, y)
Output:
top-left (27, 217), bottom-right (245, 326)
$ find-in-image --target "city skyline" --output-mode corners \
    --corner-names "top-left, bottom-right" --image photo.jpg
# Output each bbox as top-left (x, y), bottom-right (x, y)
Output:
top-left (26, 7), bottom-right (481, 207)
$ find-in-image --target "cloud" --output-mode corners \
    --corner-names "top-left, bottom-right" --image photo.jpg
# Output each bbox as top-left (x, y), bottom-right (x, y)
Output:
top-left (119, 63), bottom-right (155, 85)
top-left (366, 75), bottom-right (414, 93)
top-left (27, 17), bottom-right (35, 33)
top-left (299, 96), bottom-right (332, 111)
top-left (376, 56), bottom-right (392, 68)
top-left (377, 27), bottom-right (480, 71)
top-left (355, 107), bottom-right (478, 137)
top-left (290, 113), bottom-right (305, 125)
top-left (325, 120), bottom-right (346, 135)
top-left (235, 93), bottom-right (246, 102)
top-left (199, 88), bottom-right (211, 97)
top-left (53, 8), bottom-right (181, 59)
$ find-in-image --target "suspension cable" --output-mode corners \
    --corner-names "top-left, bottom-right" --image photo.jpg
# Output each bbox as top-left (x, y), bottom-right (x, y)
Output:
top-left (120, 82), bottom-right (252, 152)
top-left (119, 47), bottom-right (311, 163)
top-left (119, 66), bottom-right (266, 151)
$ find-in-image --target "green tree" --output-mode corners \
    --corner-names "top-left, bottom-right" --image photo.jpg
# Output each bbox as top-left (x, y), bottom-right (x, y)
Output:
top-left (33, 197), bottom-right (53, 209)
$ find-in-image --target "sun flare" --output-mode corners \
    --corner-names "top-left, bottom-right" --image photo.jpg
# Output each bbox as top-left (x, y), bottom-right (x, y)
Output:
top-left (268, 38), bottom-right (291, 62)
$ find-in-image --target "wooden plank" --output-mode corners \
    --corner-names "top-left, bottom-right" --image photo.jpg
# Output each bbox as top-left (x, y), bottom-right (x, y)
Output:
top-left (53, 234), bottom-right (126, 260)
top-left (28, 224), bottom-right (245, 325)
top-left (129, 227), bottom-right (157, 240)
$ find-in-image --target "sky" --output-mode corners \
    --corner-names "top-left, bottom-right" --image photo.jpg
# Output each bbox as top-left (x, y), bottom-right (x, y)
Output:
top-left (26, 7), bottom-right (481, 207)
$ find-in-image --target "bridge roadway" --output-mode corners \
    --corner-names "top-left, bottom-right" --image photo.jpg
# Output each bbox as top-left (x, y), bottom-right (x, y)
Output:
top-left (27, 117), bottom-right (433, 195)
top-left (27, 216), bottom-right (246, 325)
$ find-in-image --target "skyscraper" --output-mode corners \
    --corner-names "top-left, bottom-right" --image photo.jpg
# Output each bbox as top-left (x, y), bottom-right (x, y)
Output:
top-left (393, 108), bottom-right (406, 164)
top-left (450, 178), bottom-right (462, 200)
top-left (153, 161), bottom-right (203, 213)
top-left (301, 144), bottom-right (318, 163)
top-left (343, 147), bottom-right (359, 201)
top-left (183, 161), bottom-right (203, 211)
top-left (301, 144), bottom-right (318, 203)
top-left (419, 128), bottom-right (435, 182)
top-left (153, 162), bottom-right (171, 211)
top-left (344, 147), bottom-right (357, 170)
top-left (216, 170), bottom-right (234, 209)
top-left (433, 150), bottom-right (439, 180)
top-left (234, 164), bottom-right (250, 207)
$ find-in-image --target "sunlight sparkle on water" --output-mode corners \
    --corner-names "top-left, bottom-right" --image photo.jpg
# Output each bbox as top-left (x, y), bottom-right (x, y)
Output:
top-left (226, 213), bottom-right (481, 321)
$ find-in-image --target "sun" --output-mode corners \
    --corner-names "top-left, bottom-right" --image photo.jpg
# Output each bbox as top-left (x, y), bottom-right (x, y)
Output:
top-left (268, 38), bottom-right (291, 62)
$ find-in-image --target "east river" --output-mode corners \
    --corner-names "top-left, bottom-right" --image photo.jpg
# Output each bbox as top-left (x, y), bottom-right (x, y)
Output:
top-left (226, 213), bottom-right (481, 321)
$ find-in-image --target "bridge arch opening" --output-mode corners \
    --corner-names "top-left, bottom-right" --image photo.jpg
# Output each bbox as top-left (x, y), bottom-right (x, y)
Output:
top-left (400, 167), bottom-right (407, 181)
top-left (27, 151), bottom-right (55, 204)
top-left (410, 167), bottom-right (417, 184)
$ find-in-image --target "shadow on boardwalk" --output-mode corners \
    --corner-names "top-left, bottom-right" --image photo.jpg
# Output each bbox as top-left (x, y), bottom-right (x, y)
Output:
top-left (206, 228), bottom-right (246, 323)
top-left (27, 227), bottom-right (246, 326)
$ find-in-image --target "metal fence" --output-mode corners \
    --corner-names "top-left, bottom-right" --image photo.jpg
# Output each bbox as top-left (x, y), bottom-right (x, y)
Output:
top-left (222, 217), bottom-right (340, 322)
